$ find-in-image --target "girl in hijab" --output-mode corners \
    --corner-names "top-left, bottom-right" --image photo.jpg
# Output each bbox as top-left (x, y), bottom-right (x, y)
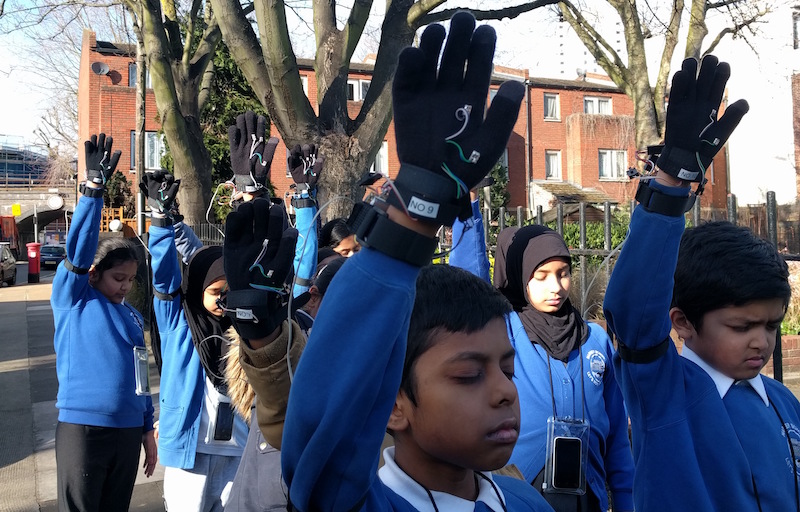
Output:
top-left (149, 226), bottom-right (249, 511)
top-left (451, 216), bottom-right (634, 512)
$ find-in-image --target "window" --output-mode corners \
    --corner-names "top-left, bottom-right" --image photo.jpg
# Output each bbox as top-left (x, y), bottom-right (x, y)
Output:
top-left (347, 79), bottom-right (371, 101)
top-left (794, 11), bottom-right (800, 50)
top-left (128, 63), bottom-right (152, 88)
top-left (545, 150), bottom-right (562, 179)
top-left (130, 131), bottom-right (166, 171)
top-left (544, 93), bottom-right (560, 120)
top-left (584, 96), bottom-right (612, 115)
top-left (300, 75), bottom-right (309, 96)
top-left (598, 149), bottom-right (627, 180)
top-left (371, 141), bottom-right (389, 176)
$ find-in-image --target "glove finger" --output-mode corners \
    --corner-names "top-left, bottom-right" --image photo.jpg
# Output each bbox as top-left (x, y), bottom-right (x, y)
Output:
top-left (167, 182), bottom-right (181, 200)
top-left (139, 182), bottom-right (148, 196)
top-left (235, 114), bottom-right (248, 146)
top-left (707, 61), bottom-right (731, 111)
top-left (228, 125), bottom-right (241, 153)
top-left (226, 202), bottom-right (255, 247)
top-left (85, 139), bottom-right (96, 161)
top-left (301, 143), bottom-right (312, 160)
top-left (108, 150), bottom-right (121, 173)
top-left (263, 137), bottom-right (279, 164)
top-left (437, 12), bottom-right (477, 91)
top-left (245, 111), bottom-right (258, 140)
top-left (89, 134), bottom-right (98, 149)
top-left (462, 24), bottom-right (496, 102)
top-left (257, 115), bottom-right (267, 141)
top-left (393, 47), bottom-right (427, 98)
top-left (710, 99), bottom-right (749, 144)
top-left (251, 198), bottom-right (272, 245)
top-left (265, 204), bottom-right (288, 256)
top-left (271, 228), bottom-right (299, 283)
top-left (695, 55), bottom-right (720, 105)
top-left (418, 23), bottom-right (446, 91)
top-left (670, 58), bottom-right (698, 105)
top-left (97, 133), bottom-right (107, 154)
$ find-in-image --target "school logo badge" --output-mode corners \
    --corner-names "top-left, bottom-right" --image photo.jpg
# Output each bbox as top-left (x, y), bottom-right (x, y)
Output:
top-left (585, 349), bottom-right (606, 386)
top-left (781, 421), bottom-right (800, 479)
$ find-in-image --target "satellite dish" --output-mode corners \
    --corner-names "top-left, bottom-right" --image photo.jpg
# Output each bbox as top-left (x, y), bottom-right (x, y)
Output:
top-left (47, 195), bottom-right (64, 210)
top-left (91, 62), bottom-right (110, 76)
top-left (576, 68), bottom-right (586, 78)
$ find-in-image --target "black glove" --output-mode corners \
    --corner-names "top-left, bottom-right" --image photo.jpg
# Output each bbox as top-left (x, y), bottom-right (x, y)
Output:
top-left (228, 111), bottom-right (279, 194)
top-left (656, 56), bottom-right (749, 183)
top-left (223, 198), bottom-right (298, 340)
top-left (85, 133), bottom-right (122, 186)
top-left (390, 11), bottom-right (524, 226)
top-left (288, 144), bottom-right (324, 192)
top-left (140, 170), bottom-right (181, 215)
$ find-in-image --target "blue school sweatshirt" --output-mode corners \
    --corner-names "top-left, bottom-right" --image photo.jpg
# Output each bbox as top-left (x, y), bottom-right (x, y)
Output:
top-left (52, 194), bottom-right (154, 430)
top-left (603, 203), bottom-right (800, 511)
top-left (292, 194), bottom-right (318, 296)
top-left (450, 204), bottom-right (634, 511)
top-left (281, 248), bottom-right (553, 511)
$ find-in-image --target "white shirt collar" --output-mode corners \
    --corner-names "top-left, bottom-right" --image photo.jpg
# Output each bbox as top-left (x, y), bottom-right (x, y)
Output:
top-left (378, 447), bottom-right (507, 511)
top-left (681, 346), bottom-right (769, 406)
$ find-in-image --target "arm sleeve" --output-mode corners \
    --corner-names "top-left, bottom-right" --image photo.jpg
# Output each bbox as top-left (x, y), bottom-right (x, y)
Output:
top-left (600, 338), bottom-right (635, 511)
top-left (173, 221), bottom-right (204, 264)
top-left (449, 199), bottom-right (491, 283)
top-left (143, 395), bottom-right (155, 432)
top-left (292, 198), bottom-right (318, 297)
top-left (281, 248), bottom-right (419, 511)
top-left (51, 195), bottom-right (103, 309)
top-left (237, 319), bottom-right (307, 449)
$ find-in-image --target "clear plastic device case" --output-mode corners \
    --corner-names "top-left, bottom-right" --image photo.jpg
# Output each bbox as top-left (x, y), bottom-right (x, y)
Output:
top-left (133, 346), bottom-right (151, 396)
top-left (543, 416), bottom-right (589, 495)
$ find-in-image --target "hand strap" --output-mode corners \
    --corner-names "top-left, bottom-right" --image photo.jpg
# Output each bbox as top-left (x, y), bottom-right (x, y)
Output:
top-left (224, 288), bottom-right (287, 341)
top-left (346, 200), bottom-right (439, 267)
top-left (635, 181), bottom-right (696, 217)
top-left (153, 288), bottom-right (181, 301)
top-left (64, 259), bottom-right (90, 275)
top-left (290, 196), bottom-right (316, 209)
top-left (150, 215), bottom-right (174, 228)
top-left (385, 163), bottom-right (470, 226)
top-left (79, 183), bottom-right (104, 198)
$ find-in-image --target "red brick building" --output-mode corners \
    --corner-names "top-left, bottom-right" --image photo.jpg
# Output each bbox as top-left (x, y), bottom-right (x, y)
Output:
top-left (78, 31), bottom-right (729, 215)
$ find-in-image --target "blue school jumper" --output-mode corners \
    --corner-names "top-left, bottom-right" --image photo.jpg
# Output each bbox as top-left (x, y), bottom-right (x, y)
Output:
top-left (149, 224), bottom-right (249, 469)
top-left (450, 202), bottom-right (634, 511)
top-left (603, 204), bottom-right (800, 512)
top-left (52, 194), bottom-right (154, 430)
top-left (281, 248), bottom-right (553, 511)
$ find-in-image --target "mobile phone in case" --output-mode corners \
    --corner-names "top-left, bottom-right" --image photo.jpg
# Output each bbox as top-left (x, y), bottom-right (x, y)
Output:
top-left (133, 346), bottom-right (151, 396)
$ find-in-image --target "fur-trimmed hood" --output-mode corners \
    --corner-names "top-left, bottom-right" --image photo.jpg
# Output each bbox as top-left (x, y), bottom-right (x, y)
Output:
top-left (224, 326), bottom-right (256, 424)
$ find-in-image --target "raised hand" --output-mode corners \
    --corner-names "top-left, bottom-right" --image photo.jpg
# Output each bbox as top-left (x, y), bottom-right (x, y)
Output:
top-left (288, 144), bottom-right (324, 193)
top-left (228, 111), bottom-right (279, 195)
top-left (140, 170), bottom-right (181, 215)
top-left (85, 133), bottom-right (122, 186)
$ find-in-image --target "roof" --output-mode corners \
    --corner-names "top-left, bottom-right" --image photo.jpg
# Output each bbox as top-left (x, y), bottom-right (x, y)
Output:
top-left (527, 77), bottom-right (621, 93)
top-left (93, 40), bottom-right (135, 57)
top-left (531, 180), bottom-right (617, 204)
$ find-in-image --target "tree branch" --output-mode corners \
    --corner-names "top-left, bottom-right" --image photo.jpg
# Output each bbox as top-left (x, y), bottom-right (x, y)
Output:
top-left (420, 0), bottom-right (560, 26)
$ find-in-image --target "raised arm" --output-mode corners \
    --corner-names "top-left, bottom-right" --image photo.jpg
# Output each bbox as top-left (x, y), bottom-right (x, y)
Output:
top-left (53, 134), bottom-right (121, 308)
top-left (288, 143), bottom-right (324, 297)
top-left (449, 193), bottom-right (490, 283)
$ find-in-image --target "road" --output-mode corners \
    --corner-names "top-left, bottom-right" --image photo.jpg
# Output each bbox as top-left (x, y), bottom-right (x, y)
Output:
top-left (0, 262), bottom-right (166, 512)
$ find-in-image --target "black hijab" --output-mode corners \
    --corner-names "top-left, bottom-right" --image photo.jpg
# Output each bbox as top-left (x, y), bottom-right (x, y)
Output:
top-left (182, 246), bottom-right (232, 390)
top-left (493, 225), bottom-right (588, 361)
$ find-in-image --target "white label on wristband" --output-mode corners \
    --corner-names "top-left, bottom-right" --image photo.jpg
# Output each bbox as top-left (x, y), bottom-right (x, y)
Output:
top-left (236, 308), bottom-right (255, 320)
top-left (408, 196), bottom-right (439, 219)
top-left (677, 168), bottom-right (700, 181)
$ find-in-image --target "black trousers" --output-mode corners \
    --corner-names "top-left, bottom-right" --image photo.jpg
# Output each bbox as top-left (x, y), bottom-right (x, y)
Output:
top-left (56, 421), bottom-right (142, 512)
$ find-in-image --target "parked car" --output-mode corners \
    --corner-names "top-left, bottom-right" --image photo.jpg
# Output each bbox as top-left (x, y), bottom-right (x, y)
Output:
top-left (0, 242), bottom-right (16, 286)
top-left (40, 245), bottom-right (67, 269)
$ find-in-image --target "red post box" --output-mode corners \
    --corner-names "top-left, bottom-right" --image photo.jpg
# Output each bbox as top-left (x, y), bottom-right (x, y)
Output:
top-left (27, 242), bottom-right (41, 283)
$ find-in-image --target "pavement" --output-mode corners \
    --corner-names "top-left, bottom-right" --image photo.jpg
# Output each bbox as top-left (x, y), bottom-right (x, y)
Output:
top-left (0, 262), bottom-right (166, 512)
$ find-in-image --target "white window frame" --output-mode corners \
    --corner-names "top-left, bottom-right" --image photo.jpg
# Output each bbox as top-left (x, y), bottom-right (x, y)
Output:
top-left (144, 132), bottom-right (166, 171)
top-left (347, 79), bottom-right (371, 101)
top-left (370, 141), bottom-right (389, 176)
top-left (300, 75), bottom-right (309, 96)
top-left (545, 150), bottom-right (562, 180)
top-left (128, 63), bottom-right (152, 89)
top-left (584, 96), bottom-right (612, 115)
top-left (598, 149), bottom-right (627, 180)
top-left (544, 93), bottom-right (560, 120)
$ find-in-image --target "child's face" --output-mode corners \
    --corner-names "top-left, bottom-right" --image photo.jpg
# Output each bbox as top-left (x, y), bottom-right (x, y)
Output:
top-left (680, 297), bottom-right (784, 381)
top-left (526, 257), bottom-right (571, 313)
top-left (395, 317), bottom-right (520, 474)
top-left (203, 278), bottom-right (227, 317)
top-left (89, 260), bottom-right (138, 304)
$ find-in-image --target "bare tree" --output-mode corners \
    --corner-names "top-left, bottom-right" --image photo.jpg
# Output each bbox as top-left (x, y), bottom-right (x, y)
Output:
top-left (556, 0), bottom-right (774, 150)
top-left (209, 0), bottom-right (559, 219)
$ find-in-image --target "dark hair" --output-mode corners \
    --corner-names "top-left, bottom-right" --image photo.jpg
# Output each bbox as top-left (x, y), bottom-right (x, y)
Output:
top-left (313, 256), bottom-right (346, 296)
top-left (401, 265), bottom-right (512, 405)
top-left (673, 221), bottom-right (790, 331)
top-left (319, 218), bottom-right (353, 249)
top-left (92, 237), bottom-right (140, 276)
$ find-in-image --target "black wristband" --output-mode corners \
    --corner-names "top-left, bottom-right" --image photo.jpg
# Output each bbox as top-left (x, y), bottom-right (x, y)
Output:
top-left (291, 196), bottom-right (316, 209)
top-left (635, 181), bottom-right (695, 217)
top-left (150, 215), bottom-right (173, 227)
top-left (224, 288), bottom-right (287, 341)
top-left (64, 259), bottom-right (90, 275)
top-left (347, 200), bottom-right (439, 267)
top-left (79, 183), bottom-right (104, 198)
top-left (617, 337), bottom-right (670, 364)
top-left (153, 288), bottom-right (181, 301)
top-left (386, 163), bottom-right (469, 226)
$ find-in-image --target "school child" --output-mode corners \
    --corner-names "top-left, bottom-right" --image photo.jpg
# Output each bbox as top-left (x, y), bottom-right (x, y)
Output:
top-left (319, 217), bottom-right (360, 257)
top-left (449, 213), bottom-right (634, 511)
top-left (52, 134), bottom-right (156, 512)
top-left (143, 171), bottom-right (249, 512)
top-left (603, 56), bottom-right (800, 511)
top-left (218, 12), bottom-right (555, 510)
